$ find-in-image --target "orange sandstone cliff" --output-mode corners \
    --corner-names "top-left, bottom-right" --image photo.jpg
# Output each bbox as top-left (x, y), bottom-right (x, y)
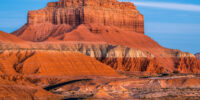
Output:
top-left (12, 0), bottom-right (144, 41)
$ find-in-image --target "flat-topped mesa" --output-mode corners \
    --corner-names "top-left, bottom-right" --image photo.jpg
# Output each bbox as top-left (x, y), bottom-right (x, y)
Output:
top-left (47, 0), bottom-right (136, 8)
top-left (27, 0), bottom-right (144, 33)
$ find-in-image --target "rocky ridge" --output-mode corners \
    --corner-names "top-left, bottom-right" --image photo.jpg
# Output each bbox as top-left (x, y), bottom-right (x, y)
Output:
top-left (0, 42), bottom-right (199, 73)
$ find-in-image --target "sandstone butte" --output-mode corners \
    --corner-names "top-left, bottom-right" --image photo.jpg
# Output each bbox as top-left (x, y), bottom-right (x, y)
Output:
top-left (0, 0), bottom-right (199, 75)
top-left (12, 0), bottom-right (144, 42)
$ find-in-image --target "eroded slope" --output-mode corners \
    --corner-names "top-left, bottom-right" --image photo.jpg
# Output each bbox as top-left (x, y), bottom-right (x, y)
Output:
top-left (0, 50), bottom-right (118, 76)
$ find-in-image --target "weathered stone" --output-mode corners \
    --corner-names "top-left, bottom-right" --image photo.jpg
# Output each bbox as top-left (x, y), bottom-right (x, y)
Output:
top-left (14, 0), bottom-right (144, 42)
top-left (28, 0), bottom-right (143, 32)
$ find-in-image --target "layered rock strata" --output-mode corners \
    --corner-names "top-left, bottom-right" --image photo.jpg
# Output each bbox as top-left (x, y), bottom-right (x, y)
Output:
top-left (29, 0), bottom-right (144, 32)
top-left (12, 0), bottom-right (144, 41)
top-left (1, 42), bottom-right (199, 73)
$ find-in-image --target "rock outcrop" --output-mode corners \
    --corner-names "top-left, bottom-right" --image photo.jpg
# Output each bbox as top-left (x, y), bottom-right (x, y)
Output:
top-left (12, 0), bottom-right (144, 41)
top-left (175, 57), bottom-right (200, 73)
top-left (30, 0), bottom-right (144, 32)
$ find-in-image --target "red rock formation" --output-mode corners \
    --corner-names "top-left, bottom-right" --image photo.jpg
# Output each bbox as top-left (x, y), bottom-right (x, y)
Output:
top-left (12, 23), bottom-right (73, 41)
top-left (4, 25), bottom-right (200, 74)
top-left (1, 1), bottom-right (200, 99)
top-left (98, 58), bottom-right (164, 73)
top-left (30, 0), bottom-right (144, 33)
top-left (7, 0), bottom-right (200, 74)
top-left (12, 0), bottom-right (144, 41)
top-left (51, 25), bottom-right (177, 73)
top-left (175, 57), bottom-right (200, 73)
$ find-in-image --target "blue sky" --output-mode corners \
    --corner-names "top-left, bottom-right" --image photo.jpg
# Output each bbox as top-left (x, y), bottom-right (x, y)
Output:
top-left (0, 0), bottom-right (200, 54)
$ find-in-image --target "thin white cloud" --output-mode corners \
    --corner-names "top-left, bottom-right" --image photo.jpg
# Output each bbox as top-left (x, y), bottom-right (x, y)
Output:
top-left (132, 1), bottom-right (200, 12)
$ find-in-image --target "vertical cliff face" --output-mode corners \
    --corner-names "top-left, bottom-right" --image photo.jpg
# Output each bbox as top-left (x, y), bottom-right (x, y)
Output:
top-left (28, 0), bottom-right (144, 33)
top-left (12, 0), bottom-right (144, 41)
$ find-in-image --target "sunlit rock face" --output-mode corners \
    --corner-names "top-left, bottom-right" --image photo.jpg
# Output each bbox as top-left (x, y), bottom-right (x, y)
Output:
top-left (13, 0), bottom-right (144, 42)
top-left (0, 50), bottom-right (119, 76)
top-left (27, 0), bottom-right (144, 32)
top-left (13, 0), bottom-right (144, 41)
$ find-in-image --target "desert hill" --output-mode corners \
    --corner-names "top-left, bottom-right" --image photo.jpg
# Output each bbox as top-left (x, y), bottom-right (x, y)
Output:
top-left (0, 50), bottom-right (118, 76)
top-left (0, 31), bottom-right (25, 43)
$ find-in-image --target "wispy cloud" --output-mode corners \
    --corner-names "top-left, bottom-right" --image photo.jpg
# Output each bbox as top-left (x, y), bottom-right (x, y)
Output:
top-left (132, 1), bottom-right (200, 12)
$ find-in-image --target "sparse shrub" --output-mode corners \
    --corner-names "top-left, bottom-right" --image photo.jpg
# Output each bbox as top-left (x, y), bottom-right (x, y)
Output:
top-left (173, 70), bottom-right (180, 74)
top-left (160, 73), bottom-right (169, 77)
top-left (140, 76), bottom-right (150, 78)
